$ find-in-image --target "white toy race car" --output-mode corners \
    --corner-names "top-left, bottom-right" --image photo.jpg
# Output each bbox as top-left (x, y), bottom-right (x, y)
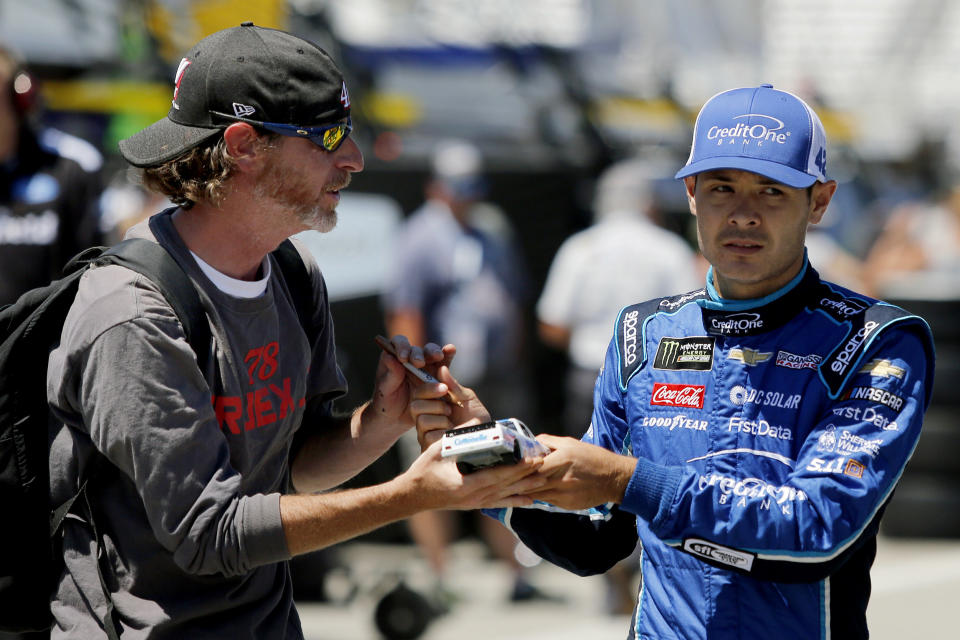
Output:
top-left (440, 418), bottom-right (549, 474)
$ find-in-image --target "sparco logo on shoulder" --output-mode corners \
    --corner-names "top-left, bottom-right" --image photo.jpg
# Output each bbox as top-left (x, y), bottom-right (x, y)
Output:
top-left (709, 312), bottom-right (763, 335)
top-left (830, 321), bottom-right (879, 375)
top-left (651, 383), bottom-right (706, 409)
top-left (621, 310), bottom-right (640, 365)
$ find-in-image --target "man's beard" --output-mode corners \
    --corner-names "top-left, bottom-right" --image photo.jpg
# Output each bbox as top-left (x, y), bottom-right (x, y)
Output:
top-left (254, 160), bottom-right (349, 233)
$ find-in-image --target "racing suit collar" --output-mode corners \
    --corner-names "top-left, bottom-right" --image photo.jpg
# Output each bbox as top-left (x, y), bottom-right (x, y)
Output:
top-left (699, 252), bottom-right (819, 336)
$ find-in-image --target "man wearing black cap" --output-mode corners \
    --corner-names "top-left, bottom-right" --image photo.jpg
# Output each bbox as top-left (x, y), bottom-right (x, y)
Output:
top-left (46, 23), bottom-right (542, 639)
top-left (426, 86), bottom-right (936, 639)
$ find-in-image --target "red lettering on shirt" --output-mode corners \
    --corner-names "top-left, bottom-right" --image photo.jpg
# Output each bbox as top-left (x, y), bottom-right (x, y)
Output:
top-left (212, 377), bottom-right (303, 433)
top-left (213, 395), bottom-right (243, 434)
top-left (270, 377), bottom-right (295, 418)
top-left (245, 342), bottom-right (280, 384)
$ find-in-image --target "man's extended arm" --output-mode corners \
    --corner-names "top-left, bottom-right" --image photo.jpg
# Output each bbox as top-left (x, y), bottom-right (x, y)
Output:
top-left (281, 439), bottom-right (543, 556)
top-left (290, 337), bottom-right (449, 493)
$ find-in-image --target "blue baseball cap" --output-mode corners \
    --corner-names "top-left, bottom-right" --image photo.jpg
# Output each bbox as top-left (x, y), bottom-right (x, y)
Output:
top-left (675, 84), bottom-right (828, 188)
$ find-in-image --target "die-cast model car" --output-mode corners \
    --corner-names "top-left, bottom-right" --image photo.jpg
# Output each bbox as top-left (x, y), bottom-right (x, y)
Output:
top-left (440, 418), bottom-right (549, 474)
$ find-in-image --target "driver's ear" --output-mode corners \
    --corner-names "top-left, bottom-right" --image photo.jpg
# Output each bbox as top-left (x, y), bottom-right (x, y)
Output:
top-left (808, 180), bottom-right (837, 226)
top-left (684, 176), bottom-right (698, 217)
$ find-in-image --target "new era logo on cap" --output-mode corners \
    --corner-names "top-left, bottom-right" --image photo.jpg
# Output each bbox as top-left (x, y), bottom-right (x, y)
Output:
top-left (233, 103), bottom-right (256, 118)
top-left (675, 84), bottom-right (828, 188)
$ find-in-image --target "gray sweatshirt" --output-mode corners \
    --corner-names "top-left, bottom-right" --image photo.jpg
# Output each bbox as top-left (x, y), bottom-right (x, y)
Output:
top-left (47, 210), bottom-right (346, 638)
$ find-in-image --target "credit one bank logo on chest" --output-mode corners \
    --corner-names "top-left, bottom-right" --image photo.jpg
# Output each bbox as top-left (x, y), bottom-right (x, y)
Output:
top-left (707, 114), bottom-right (789, 146)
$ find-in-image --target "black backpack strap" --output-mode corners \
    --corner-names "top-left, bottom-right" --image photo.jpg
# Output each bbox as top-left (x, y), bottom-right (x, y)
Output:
top-left (99, 239), bottom-right (213, 373)
top-left (55, 239), bottom-right (210, 639)
top-left (271, 239), bottom-right (314, 333)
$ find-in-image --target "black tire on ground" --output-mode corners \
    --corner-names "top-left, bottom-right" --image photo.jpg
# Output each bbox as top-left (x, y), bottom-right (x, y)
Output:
top-left (373, 582), bottom-right (434, 640)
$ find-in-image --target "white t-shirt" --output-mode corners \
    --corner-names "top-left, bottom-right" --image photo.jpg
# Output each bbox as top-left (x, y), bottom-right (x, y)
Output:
top-left (537, 215), bottom-right (701, 369)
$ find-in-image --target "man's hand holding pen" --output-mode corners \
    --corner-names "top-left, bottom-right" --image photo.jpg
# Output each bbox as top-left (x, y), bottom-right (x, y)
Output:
top-left (375, 334), bottom-right (491, 451)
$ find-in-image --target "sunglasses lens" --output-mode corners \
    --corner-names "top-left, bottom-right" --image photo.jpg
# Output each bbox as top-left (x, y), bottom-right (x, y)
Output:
top-left (321, 124), bottom-right (347, 151)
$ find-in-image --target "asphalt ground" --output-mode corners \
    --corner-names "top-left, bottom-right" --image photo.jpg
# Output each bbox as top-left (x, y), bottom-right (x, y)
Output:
top-left (296, 534), bottom-right (960, 640)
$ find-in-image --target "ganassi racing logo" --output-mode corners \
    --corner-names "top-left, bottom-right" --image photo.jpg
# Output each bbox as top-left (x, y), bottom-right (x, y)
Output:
top-left (776, 350), bottom-right (822, 370)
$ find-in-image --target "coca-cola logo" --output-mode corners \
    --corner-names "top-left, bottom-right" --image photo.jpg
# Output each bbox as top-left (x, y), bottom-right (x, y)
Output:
top-left (651, 383), bottom-right (706, 409)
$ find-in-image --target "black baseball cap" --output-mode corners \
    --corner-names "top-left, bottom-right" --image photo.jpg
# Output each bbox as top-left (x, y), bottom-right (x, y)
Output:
top-left (119, 22), bottom-right (351, 168)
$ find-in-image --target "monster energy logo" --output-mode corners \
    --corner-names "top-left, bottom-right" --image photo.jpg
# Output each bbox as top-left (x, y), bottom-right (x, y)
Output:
top-left (653, 336), bottom-right (715, 371)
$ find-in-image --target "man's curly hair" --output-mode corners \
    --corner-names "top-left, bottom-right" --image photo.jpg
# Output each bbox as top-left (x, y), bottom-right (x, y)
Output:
top-left (140, 132), bottom-right (276, 209)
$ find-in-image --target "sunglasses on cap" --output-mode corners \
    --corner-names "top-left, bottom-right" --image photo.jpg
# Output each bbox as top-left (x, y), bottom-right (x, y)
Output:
top-left (213, 112), bottom-right (353, 152)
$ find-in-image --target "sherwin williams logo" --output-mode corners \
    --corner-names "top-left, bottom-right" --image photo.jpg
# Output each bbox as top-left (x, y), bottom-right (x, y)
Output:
top-left (728, 348), bottom-right (771, 366)
top-left (651, 383), bottom-right (705, 409)
top-left (706, 114), bottom-right (788, 147)
top-left (653, 337), bottom-right (715, 371)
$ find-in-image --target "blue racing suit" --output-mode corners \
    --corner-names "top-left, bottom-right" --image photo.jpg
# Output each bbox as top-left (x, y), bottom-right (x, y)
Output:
top-left (487, 259), bottom-right (934, 640)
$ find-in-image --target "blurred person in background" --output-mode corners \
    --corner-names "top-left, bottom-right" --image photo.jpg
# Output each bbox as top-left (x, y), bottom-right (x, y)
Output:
top-left (863, 182), bottom-right (960, 299)
top-left (537, 157), bottom-right (702, 439)
top-left (43, 24), bottom-right (543, 639)
top-left (0, 43), bottom-right (104, 306)
top-left (418, 85), bottom-right (934, 640)
top-left (535, 157), bottom-right (701, 615)
top-left (383, 139), bottom-right (551, 607)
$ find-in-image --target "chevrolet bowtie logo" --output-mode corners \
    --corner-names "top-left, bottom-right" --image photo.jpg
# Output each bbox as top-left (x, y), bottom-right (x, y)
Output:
top-left (859, 358), bottom-right (905, 379)
top-left (728, 348), bottom-right (772, 366)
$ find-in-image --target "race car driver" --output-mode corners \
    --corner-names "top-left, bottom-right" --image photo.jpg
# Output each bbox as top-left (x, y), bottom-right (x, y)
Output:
top-left (417, 84), bottom-right (935, 640)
